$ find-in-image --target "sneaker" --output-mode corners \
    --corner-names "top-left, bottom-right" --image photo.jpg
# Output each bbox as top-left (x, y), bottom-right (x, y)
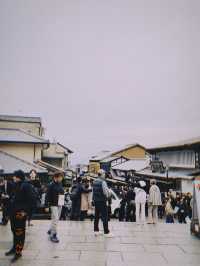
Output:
top-left (5, 248), bottom-right (15, 256)
top-left (94, 231), bottom-right (103, 236)
top-left (0, 222), bottom-right (7, 225)
top-left (104, 233), bottom-right (114, 238)
top-left (47, 230), bottom-right (51, 235)
top-left (28, 223), bottom-right (34, 227)
top-left (50, 234), bottom-right (60, 243)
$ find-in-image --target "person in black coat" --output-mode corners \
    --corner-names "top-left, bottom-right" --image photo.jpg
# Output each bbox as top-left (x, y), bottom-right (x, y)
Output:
top-left (125, 186), bottom-right (136, 222)
top-left (177, 197), bottom-right (188, 224)
top-left (70, 177), bottom-right (84, 221)
top-left (45, 171), bottom-right (64, 243)
top-left (0, 176), bottom-right (14, 225)
top-left (5, 170), bottom-right (36, 263)
top-left (27, 169), bottom-right (42, 226)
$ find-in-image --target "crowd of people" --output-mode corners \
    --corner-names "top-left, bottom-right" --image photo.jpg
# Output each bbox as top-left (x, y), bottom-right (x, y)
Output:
top-left (163, 191), bottom-right (192, 224)
top-left (113, 184), bottom-right (193, 224)
top-left (0, 168), bottom-right (194, 263)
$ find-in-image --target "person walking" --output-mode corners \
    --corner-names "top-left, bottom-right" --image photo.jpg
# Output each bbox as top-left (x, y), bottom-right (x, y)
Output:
top-left (0, 176), bottom-right (14, 225)
top-left (45, 171), bottom-right (64, 243)
top-left (148, 179), bottom-right (162, 224)
top-left (5, 170), bottom-right (36, 263)
top-left (92, 169), bottom-right (113, 237)
top-left (125, 186), bottom-right (136, 222)
top-left (27, 169), bottom-right (41, 226)
top-left (135, 181), bottom-right (147, 225)
top-left (118, 187), bottom-right (127, 222)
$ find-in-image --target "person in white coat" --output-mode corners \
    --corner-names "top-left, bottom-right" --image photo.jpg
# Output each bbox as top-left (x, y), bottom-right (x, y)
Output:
top-left (148, 179), bottom-right (162, 224)
top-left (134, 181), bottom-right (147, 225)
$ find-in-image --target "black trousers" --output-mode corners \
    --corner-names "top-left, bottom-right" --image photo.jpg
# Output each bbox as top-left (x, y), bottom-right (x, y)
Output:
top-left (80, 210), bottom-right (87, 221)
top-left (60, 206), bottom-right (69, 220)
top-left (178, 212), bottom-right (186, 223)
top-left (2, 201), bottom-right (9, 224)
top-left (10, 211), bottom-right (27, 255)
top-left (94, 201), bottom-right (109, 234)
top-left (27, 207), bottom-right (34, 222)
top-left (119, 204), bottom-right (126, 221)
top-left (126, 203), bottom-right (136, 222)
top-left (70, 199), bottom-right (81, 221)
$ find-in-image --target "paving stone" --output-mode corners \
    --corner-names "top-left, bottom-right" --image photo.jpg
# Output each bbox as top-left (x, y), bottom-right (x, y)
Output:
top-left (120, 236), bottom-right (158, 244)
top-left (0, 259), bottom-right (11, 266)
top-left (80, 251), bottom-right (122, 262)
top-left (0, 220), bottom-right (199, 266)
top-left (120, 243), bottom-right (145, 252)
top-left (48, 261), bottom-right (106, 266)
top-left (122, 252), bottom-right (167, 264)
top-left (163, 253), bottom-right (200, 264)
top-left (143, 244), bottom-right (184, 255)
top-left (178, 244), bottom-right (200, 254)
top-left (66, 243), bottom-right (105, 251)
top-left (105, 243), bottom-right (121, 252)
top-left (37, 250), bottom-right (80, 260)
top-left (0, 241), bottom-right (12, 250)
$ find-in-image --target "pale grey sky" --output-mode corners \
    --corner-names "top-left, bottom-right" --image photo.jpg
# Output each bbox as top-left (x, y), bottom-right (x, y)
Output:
top-left (1, 0), bottom-right (200, 164)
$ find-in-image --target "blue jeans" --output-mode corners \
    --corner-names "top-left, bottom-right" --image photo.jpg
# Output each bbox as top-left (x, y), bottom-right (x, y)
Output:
top-left (166, 214), bottom-right (174, 223)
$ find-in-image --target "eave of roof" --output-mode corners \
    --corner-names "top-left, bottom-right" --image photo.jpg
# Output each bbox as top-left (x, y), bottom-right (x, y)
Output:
top-left (57, 142), bottom-right (73, 153)
top-left (0, 150), bottom-right (47, 174)
top-left (100, 156), bottom-right (127, 163)
top-left (0, 115), bottom-right (41, 124)
top-left (147, 136), bottom-right (200, 153)
top-left (136, 167), bottom-right (198, 180)
top-left (90, 151), bottom-right (112, 162)
top-left (0, 128), bottom-right (49, 144)
top-left (111, 143), bottom-right (146, 156)
top-left (90, 143), bottom-right (146, 162)
top-left (112, 159), bottom-right (149, 172)
top-left (36, 160), bottom-right (65, 173)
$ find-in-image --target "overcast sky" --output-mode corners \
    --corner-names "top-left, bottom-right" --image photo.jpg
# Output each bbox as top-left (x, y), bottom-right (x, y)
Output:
top-left (0, 0), bottom-right (200, 164)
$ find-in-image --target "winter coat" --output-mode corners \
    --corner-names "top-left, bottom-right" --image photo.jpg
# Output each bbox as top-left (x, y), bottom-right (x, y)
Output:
top-left (135, 188), bottom-right (147, 204)
top-left (92, 178), bottom-right (110, 202)
top-left (45, 181), bottom-right (64, 207)
top-left (149, 185), bottom-right (162, 206)
top-left (10, 181), bottom-right (36, 214)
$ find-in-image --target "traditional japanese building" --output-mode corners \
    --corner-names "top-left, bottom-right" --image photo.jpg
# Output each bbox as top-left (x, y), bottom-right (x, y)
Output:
top-left (89, 144), bottom-right (146, 174)
top-left (136, 136), bottom-right (200, 193)
top-left (0, 115), bottom-right (44, 136)
top-left (0, 115), bottom-right (73, 177)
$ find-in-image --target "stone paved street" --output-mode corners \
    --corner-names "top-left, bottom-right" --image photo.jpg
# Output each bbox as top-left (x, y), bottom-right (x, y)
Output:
top-left (0, 221), bottom-right (200, 266)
